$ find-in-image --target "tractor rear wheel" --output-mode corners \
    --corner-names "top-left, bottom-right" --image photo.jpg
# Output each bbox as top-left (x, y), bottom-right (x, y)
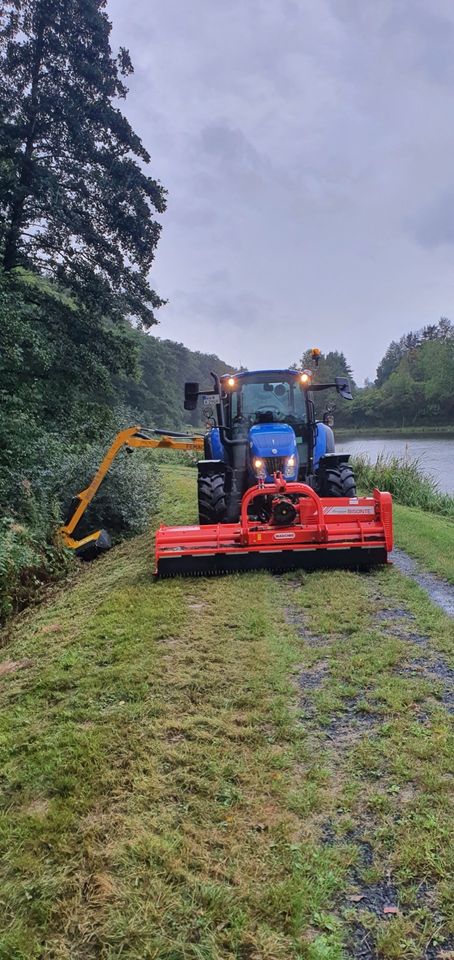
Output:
top-left (198, 472), bottom-right (227, 525)
top-left (319, 464), bottom-right (357, 498)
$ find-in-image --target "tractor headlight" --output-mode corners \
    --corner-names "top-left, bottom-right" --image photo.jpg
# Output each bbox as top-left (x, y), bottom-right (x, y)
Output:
top-left (253, 457), bottom-right (266, 479)
top-left (285, 455), bottom-right (297, 476)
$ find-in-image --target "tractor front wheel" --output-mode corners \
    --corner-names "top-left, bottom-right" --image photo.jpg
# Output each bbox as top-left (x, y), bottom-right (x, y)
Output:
top-left (319, 464), bottom-right (357, 498)
top-left (198, 472), bottom-right (227, 525)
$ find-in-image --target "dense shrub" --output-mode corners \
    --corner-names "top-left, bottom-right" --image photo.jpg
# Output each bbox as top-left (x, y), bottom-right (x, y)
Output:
top-left (0, 430), bottom-right (161, 622)
top-left (0, 512), bottom-right (71, 622)
top-left (58, 443), bottom-right (160, 539)
top-left (353, 453), bottom-right (454, 518)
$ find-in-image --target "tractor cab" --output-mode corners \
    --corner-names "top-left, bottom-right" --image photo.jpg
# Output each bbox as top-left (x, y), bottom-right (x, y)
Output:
top-left (184, 368), bottom-right (355, 524)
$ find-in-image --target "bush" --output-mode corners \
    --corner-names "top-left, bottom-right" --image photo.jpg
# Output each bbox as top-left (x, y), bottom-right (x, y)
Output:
top-left (352, 453), bottom-right (454, 518)
top-left (151, 447), bottom-right (199, 469)
top-left (0, 513), bottom-right (72, 622)
top-left (58, 443), bottom-right (160, 539)
top-left (0, 428), bottom-right (161, 622)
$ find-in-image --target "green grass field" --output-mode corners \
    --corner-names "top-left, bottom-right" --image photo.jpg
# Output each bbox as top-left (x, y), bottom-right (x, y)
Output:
top-left (0, 467), bottom-right (453, 959)
top-left (393, 504), bottom-right (454, 583)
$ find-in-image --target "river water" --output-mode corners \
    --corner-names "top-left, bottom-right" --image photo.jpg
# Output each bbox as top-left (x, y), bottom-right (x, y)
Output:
top-left (336, 434), bottom-right (454, 495)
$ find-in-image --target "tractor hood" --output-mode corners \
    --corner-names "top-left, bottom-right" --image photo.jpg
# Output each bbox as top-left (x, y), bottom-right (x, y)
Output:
top-left (248, 423), bottom-right (298, 481)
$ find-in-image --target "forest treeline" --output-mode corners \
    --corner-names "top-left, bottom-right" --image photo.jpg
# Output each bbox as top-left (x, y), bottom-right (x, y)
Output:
top-left (298, 316), bottom-right (454, 427)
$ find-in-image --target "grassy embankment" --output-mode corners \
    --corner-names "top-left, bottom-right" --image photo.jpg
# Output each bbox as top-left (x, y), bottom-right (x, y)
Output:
top-left (0, 465), bottom-right (453, 959)
top-left (353, 454), bottom-right (454, 583)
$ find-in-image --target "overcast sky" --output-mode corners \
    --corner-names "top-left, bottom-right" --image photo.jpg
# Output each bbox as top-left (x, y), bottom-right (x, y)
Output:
top-left (108, 0), bottom-right (454, 383)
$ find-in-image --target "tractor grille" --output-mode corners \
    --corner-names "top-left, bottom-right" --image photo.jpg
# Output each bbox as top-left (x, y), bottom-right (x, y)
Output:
top-left (265, 456), bottom-right (286, 475)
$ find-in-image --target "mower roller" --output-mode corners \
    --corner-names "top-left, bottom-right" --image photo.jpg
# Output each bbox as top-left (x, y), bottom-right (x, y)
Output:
top-left (60, 356), bottom-right (393, 575)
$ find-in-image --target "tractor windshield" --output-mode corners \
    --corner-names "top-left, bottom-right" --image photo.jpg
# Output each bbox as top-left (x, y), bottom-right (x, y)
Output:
top-left (229, 375), bottom-right (307, 434)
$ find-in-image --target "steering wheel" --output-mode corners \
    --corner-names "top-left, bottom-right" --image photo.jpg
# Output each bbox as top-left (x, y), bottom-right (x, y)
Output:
top-left (254, 405), bottom-right (283, 420)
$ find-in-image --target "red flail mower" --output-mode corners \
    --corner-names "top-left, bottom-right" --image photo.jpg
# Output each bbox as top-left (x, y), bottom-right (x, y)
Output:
top-left (155, 476), bottom-right (393, 577)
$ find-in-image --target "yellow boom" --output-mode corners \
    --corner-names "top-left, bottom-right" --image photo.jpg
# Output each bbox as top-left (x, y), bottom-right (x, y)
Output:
top-left (60, 425), bottom-right (204, 558)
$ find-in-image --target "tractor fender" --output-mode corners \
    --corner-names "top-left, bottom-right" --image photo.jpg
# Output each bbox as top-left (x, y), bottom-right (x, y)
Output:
top-left (204, 426), bottom-right (225, 461)
top-left (313, 422), bottom-right (335, 469)
top-left (197, 459), bottom-right (226, 478)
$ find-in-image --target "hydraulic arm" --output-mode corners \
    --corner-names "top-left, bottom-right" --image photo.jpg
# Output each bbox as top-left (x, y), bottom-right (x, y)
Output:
top-left (59, 426), bottom-right (204, 559)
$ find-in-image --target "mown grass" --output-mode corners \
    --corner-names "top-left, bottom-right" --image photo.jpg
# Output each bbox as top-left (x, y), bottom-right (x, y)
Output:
top-left (0, 465), bottom-right (452, 959)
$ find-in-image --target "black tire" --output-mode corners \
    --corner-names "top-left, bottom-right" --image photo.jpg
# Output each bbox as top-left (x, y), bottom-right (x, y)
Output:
top-left (319, 464), bottom-right (357, 498)
top-left (198, 472), bottom-right (227, 524)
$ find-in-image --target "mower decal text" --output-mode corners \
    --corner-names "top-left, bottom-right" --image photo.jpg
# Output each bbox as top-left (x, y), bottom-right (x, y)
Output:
top-left (273, 532), bottom-right (296, 540)
top-left (323, 506), bottom-right (375, 515)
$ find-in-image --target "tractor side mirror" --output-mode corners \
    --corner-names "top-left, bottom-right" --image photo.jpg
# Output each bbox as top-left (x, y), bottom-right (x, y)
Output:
top-left (184, 381), bottom-right (199, 410)
top-left (335, 377), bottom-right (353, 401)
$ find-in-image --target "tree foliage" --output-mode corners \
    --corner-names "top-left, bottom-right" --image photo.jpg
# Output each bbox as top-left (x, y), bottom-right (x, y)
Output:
top-left (356, 318), bottom-right (454, 427)
top-left (297, 348), bottom-right (355, 421)
top-left (295, 321), bottom-right (454, 427)
top-left (122, 332), bottom-right (232, 429)
top-left (0, 262), bottom-right (233, 621)
top-left (0, 0), bottom-right (166, 326)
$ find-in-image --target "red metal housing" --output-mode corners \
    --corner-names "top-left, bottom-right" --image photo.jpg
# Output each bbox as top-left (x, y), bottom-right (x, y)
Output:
top-left (155, 479), bottom-right (393, 577)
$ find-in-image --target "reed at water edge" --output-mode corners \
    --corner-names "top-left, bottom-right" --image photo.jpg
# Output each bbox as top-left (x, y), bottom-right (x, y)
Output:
top-left (352, 452), bottom-right (454, 518)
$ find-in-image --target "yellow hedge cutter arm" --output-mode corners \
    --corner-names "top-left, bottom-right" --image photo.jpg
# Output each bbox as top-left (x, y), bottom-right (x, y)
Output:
top-left (59, 426), bottom-right (204, 559)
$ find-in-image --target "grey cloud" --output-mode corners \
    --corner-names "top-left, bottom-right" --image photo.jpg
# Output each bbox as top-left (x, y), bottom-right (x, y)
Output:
top-left (411, 191), bottom-right (454, 248)
top-left (108, 0), bottom-right (454, 382)
top-left (175, 285), bottom-right (271, 330)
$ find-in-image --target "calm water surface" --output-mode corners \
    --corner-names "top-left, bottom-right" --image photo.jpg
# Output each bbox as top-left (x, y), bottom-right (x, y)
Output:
top-left (336, 435), bottom-right (454, 495)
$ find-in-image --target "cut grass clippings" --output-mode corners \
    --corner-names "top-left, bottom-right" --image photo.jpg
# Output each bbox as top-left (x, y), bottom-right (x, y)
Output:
top-left (0, 465), bottom-right (452, 959)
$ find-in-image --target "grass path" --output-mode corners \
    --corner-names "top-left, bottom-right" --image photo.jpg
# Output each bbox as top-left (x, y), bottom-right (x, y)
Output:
top-left (393, 504), bottom-right (454, 584)
top-left (0, 467), bottom-right (453, 959)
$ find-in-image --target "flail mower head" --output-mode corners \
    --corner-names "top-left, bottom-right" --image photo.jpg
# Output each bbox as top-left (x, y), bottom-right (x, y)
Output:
top-left (155, 476), bottom-right (393, 577)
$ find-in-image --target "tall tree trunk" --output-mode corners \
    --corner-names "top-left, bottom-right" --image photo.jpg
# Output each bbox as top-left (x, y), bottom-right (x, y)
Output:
top-left (3, 14), bottom-right (44, 270)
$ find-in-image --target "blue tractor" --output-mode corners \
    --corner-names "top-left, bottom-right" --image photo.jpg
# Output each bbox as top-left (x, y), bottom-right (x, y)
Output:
top-left (184, 365), bottom-right (356, 526)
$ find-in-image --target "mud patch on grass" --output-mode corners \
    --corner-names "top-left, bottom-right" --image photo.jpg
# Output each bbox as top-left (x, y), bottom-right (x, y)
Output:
top-left (322, 828), bottom-right (402, 959)
top-left (283, 606), bottom-right (329, 648)
top-left (394, 654), bottom-right (454, 713)
top-left (295, 661), bottom-right (329, 721)
top-left (372, 600), bottom-right (429, 645)
top-left (374, 606), bottom-right (415, 623)
top-left (348, 844), bottom-right (399, 918)
top-left (298, 661), bottom-right (329, 692)
top-left (395, 656), bottom-right (428, 675)
top-left (24, 798), bottom-right (51, 819)
top-left (320, 827), bottom-right (381, 958)
top-left (323, 697), bottom-right (378, 750)
top-left (186, 596), bottom-right (207, 611)
top-left (323, 826), bottom-right (454, 960)
top-left (0, 658), bottom-right (32, 677)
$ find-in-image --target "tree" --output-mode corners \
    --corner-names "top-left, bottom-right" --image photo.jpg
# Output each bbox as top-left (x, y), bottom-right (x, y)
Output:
top-left (295, 348), bottom-right (356, 425)
top-left (375, 339), bottom-right (404, 387)
top-left (0, 0), bottom-right (166, 326)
